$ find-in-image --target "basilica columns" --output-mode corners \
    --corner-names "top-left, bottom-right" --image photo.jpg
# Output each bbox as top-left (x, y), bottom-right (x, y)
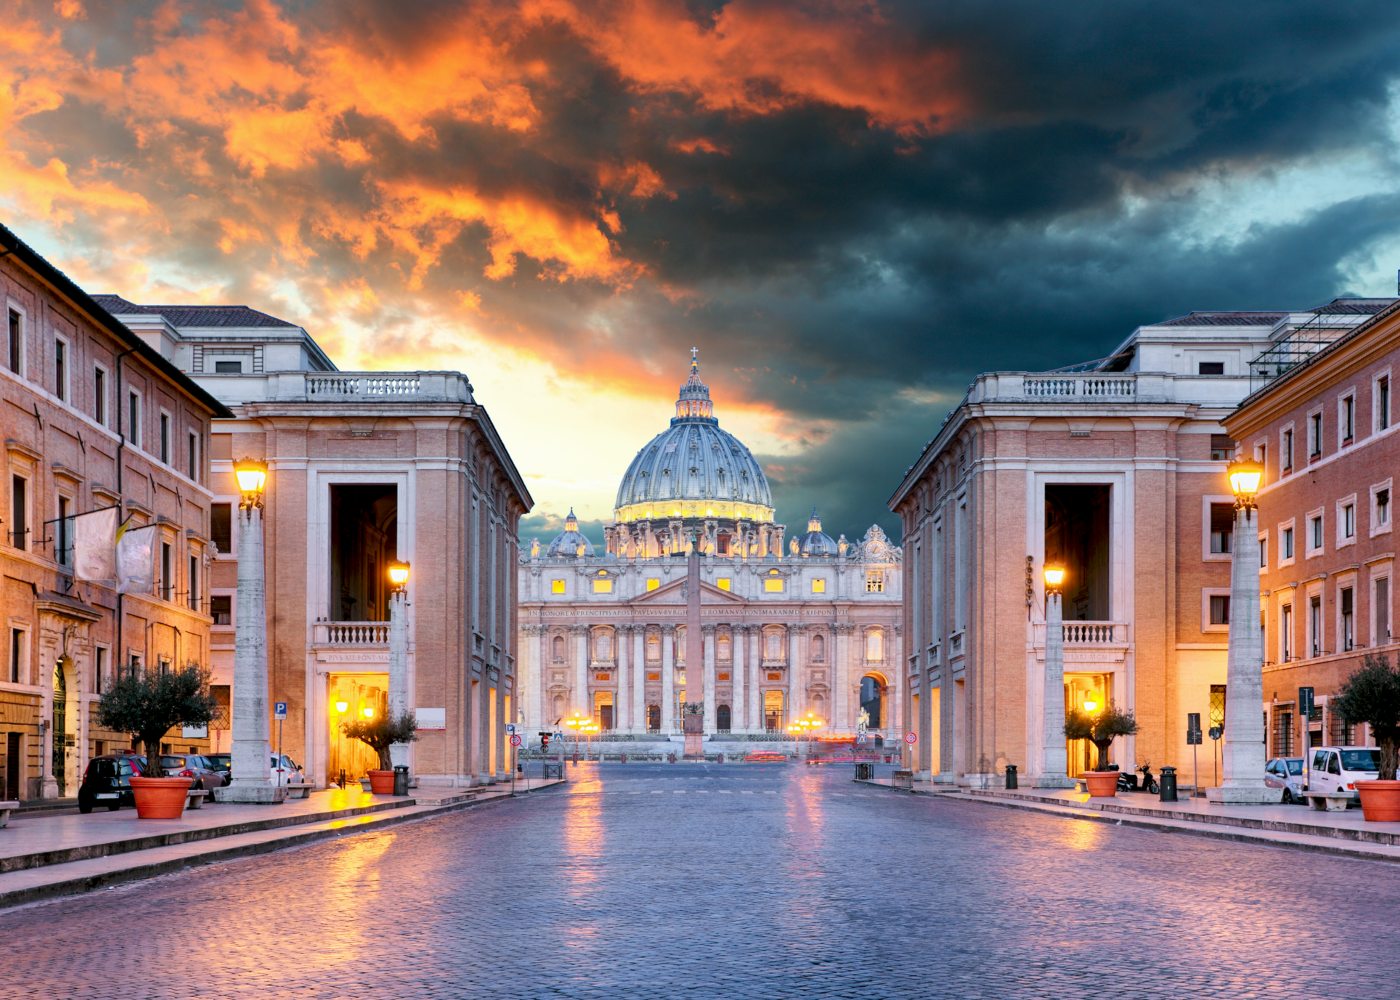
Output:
top-left (632, 627), bottom-right (646, 733)
top-left (748, 628), bottom-right (761, 731)
top-left (660, 626), bottom-right (676, 733)
top-left (731, 626), bottom-right (745, 732)
top-left (788, 628), bottom-right (801, 723)
top-left (702, 625), bottom-right (717, 727)
top-left (834, 623), bottom-right (853, 731)
top-left (572, 626), bottom-right (589, 716)
top-left (616, 625), bottom-right (629, 731)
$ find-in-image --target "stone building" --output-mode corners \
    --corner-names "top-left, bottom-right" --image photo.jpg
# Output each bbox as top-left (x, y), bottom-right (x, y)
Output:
top-left (1223, 298), bottom-right (1400, 756)
top-left (96, 297), bottom-right (530, 788)
top-left (1, 223), bottom-right (230, 801)
top-left (517, 354), bottom-right (902, 750)
top-left (888, 300), bottom-right (1392, 787)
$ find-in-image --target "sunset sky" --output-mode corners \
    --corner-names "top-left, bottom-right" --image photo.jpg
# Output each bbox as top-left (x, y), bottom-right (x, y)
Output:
top-left (5, 1), bottom-right (1400, 544)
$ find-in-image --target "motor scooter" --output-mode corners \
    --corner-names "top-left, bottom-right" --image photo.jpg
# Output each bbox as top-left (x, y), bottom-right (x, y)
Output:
top-left (1116, 762), bottom-right (1159, 793)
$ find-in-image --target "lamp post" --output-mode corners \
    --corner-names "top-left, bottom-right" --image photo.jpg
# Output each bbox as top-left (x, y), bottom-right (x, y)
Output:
top-left (1035, 564), bottom-right (1074, 788)
top-left (223, 458), bottom-right (279, 802)
top-left (387, 559), bottom-right (410, 773)
top-left (1208, 459), bottom-right (1276, 803)
top-left (788, 711), bottom-right (823, 760)
top-left (334, 699), bottom-right (349, 787)
top-left (565, 710), bottom-right (587, 761)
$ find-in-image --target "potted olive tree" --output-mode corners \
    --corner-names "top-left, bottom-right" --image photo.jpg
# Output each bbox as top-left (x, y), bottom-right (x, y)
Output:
top-left (1064, 703), bottom-right (1139, 797)
top-left (1333, 653), bottom-right (1400, 821)
top-left (96, 663), bottom-right (217, 819)
top-left (340, 710), bottom-right (418, 794)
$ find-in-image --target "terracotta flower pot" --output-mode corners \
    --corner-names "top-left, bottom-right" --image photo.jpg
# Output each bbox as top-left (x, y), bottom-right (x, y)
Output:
top-left (1356, 779), bottom-right (1400, 822)
top-left (129, 776), bottom-right (193, 819)
top-left (367, 769), bottom-right (396, 794)
top-left (1082, 770), bottom-right (1119, 797)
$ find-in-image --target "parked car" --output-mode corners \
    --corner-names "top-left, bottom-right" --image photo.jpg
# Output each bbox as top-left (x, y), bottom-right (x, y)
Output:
top-left (205, 752), bottom-right (231, 783)
top-left (271, 753), bottom-right (306, 786)
top-left (1264, 757), bottom-right (1306, 803)
top-left (1304, 746), bottom-right (1382, 803)
top-left (743, 751), bottom-right (789, 762)
top-left (161, 753), bottom-right (227, 793)
top-left (76, 753), bottom-right (149, 813)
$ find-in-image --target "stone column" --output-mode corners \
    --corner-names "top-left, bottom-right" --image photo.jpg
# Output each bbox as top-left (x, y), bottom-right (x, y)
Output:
top-left (1035, 588), bottom-right (1072, 787)
top-left (748, 628), bottom-right (761, 731)
top-left (702, 625), bottom-right (717, 732)
top-left (834, 623), bottom-right (853, 733)
top-left (661, 626), bottom-right (676, 733)
top-left (522, 625), bottom-right (544, 730)
top-left (731, 626), bottom-right (745, 733)
top-left (632, 628), bottom-right (646, 733)
top-left (616, 626), bottom-right (629, 732)
top-left (788, 627), bottom-right (801, 725)
top-left (224, 497), bottom-right (278, 802)
top-left (918, 666), bottom-right (935, 781)
top-left (1208, 502), bottom-right (1275, 803)
top-left (388, 585), bottom-right (410, 770)
top-left (573, 626), bottom-right (589, 717)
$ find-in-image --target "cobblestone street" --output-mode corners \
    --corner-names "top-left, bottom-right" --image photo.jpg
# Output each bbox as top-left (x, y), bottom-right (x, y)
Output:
top-left (3, 763), bottom-right (1398, 998)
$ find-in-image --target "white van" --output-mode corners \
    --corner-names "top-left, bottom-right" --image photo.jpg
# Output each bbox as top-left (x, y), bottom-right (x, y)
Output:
top-left (1304, 746), bottom-right (1381, 803)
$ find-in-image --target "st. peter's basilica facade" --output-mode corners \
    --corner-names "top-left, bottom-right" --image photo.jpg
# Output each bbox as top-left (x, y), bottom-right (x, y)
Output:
top-left (517, 353), bottom-right (902, 747)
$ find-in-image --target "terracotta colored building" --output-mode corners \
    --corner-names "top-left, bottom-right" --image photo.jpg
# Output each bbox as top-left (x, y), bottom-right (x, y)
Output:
top-left (1, 224), bottom-right (230, 801)
top-left (887, 303), bottom-right (1387, 787)
top-left (1224, 298), bottom-right (1400, 756)
top-left (96, 298), bottom-right (531, 788)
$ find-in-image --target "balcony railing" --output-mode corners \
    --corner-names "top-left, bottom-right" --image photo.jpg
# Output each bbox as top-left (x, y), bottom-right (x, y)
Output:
top-left (314, 621), bottom-right (389, 646)
top-left (1024, 375), bottom-right (1136, 399)
top-left (1033, 621), bottom-right (1129, 646)
top-left (224, 371), bottom-right (476, 404)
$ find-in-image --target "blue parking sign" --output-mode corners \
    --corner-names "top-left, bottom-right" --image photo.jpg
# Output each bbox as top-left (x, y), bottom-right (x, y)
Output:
top-left (274, 701), bottom-right (288, 720)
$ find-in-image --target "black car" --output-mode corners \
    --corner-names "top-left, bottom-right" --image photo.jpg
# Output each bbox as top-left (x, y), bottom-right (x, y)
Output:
top-left (76, 752), bottom-right (149, 813)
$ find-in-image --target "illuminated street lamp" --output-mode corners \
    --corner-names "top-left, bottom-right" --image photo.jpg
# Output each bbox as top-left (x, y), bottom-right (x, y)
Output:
top-left (1208, 459), bottom-right (1274, 804)
top-left (1036, 563), bottom-right (1073, 788)
top-left (387, 559), bottom-right (411, 773)
top-left (223, 458), bottom-right (278, 802)
top-left (564, 711), bottom-right (589, 760)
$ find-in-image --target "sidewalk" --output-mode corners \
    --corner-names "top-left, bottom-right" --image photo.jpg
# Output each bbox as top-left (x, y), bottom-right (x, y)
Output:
top-left (859, 777), bottom-right (1400, 862)
top-left (0, 777), bottom-right (563, 910)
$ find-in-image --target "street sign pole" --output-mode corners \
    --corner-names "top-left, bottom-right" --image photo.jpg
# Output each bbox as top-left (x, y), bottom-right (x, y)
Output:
top-left (273, 701), bottom-right (288, 788)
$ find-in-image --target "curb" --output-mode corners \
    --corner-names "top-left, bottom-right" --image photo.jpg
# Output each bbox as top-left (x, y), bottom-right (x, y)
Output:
top-left (0, 781), bottom-right (564, 911)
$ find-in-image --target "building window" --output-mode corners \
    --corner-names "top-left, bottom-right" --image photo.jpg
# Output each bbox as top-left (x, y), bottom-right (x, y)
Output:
top-left (763, 577), bottom-right (785, 593)
top-left (1280, 524), bottom-right (1294, 564)
top-left (94, 366), bottom-right (107, 426)
top-left (127, 390), bottom-right (142, 449)
top-left (7, 307), bottom-right (23, 375)
top-left (1377, 374), bottom-right (1391, 432)
top-left (865, 571), bottom-right (885, 593)
top-left (210, 594), bottom-right (232, 626)
top-left (1199, 361), bottom-right (1226, 376)
top-left (1259, 531), bottom-right (1268, 570)
top-left (1280, 604), bottom-right (1293, 662)
top-left (1375, 576), bottom-right (1391, 646)
top-left (94, 646), bottom-right (107, 695)
top-left (1307, 511), bottom-right (1324, 556)
top-left (210, 503), bottom-right (232, 554)
top-left (1338, 497), bottom-right (1357, 545)
top-left (1308, 410), bottom-right (1322, 458)
top-left (187, 431), bottom-right (199, 481)
top-left (1340, 393), bottom-right (1355, 444)
top-left (716, 577), bottom-right (731, 591)
top-left (1209, 433), bottom-right (1233, 459)
top-left (550, 579), bottom-right (566, 595)
top-left (213, 360), bottom-right (243, 374)
top-left (1281, 427), bottom-right (1294, 473)
top-left (56, 495), bottom-right (72, 567)
top-left (54, 335), bottom-right (68, 402)
top-left (1210, 685), bottom-right (1227, 733)
top-left (811, 578), bottom-right (826, 594)
top-left (160, 541), bottom-right (173, 601)
top-left (1209, 503), bottom-right (1234, 555)
top-left (9, 627), bottom-right (24, 683)
top-left (1308, 594), bottom-right (1322, 657)
top-left (10, 474), bottom-right (28, 550)
top-left (159, 411), bottom-right (171, 464)
top-left (1373, 484), bottom-right (1392, 535)
top-left (188, 554), bottom-right (200, 611)
top-left (1341, 586), bottom-right (1355, 652)
top-left (1208, 593), bottom-right (1230, 626)
top-left (865, 629), bottom-right (884, 662)
top-left (646, 578), bottom-right (660, 591)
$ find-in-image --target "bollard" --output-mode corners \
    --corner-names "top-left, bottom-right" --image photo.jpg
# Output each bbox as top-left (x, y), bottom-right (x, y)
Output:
top-left (1005, 764), bottom-right (1018, 790)
top-left (1159, 765), bottom-right (1178, 802)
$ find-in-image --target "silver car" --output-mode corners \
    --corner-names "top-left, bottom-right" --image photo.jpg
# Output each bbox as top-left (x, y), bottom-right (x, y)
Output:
top-left (1265, 756), bottom-right (1305, 804)
top-left (160, 753), bottom-right (227, 793)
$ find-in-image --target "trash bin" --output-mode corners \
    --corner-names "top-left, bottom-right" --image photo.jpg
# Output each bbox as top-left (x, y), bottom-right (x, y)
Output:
top-left (393, 765), bottom-right (409, 796)
top-left (1005, 764), bottom-right (1018, 790)
top-left (855, 762), bottom-right (874, 781)
top-left (1159, 765), bottom-right (1178, 802)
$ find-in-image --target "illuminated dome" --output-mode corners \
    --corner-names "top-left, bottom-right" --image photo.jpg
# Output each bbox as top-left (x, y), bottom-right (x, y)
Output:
top-left (797, 510), bottom-right (839, 557)
top-left (613, 350), bottom-right (775, 524)
top-left (546, 509), bottom-right (595, 558)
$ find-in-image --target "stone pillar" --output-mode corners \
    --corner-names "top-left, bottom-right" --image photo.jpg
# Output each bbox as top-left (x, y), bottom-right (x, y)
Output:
top-left (573, 627), bottom-right (589, 717)
top-left (702, 625), bottom-right (717, 732)
top-left (388, 586), bottom-right (410, 770)
top-left (748, 628), bottom-right (761, 731)
top-left (918, 667), bottom-right (935, 781)
top-left (787, 628), bottom-right (801, 725)
top-left (731, 626), bottom-right (745, 732)
top-left (834, 623), bottom-right (852, 733)
top-left (522, 625), bottom-right (544, 730)
top-left (632, 628), bottom-right (646, 734)
top-left (224, 498), bottom-right (279, 802)
top-left (1035, 589), bottom-right (1072, 788)
top-left (1208, 504), bottom-right (1275, 804)
top-left (616, 626), bottom-right (629, 732)
top-left (661, 626), bottom-right (676, 733)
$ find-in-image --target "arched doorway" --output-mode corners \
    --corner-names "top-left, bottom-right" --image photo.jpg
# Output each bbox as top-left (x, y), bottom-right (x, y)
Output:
top-left (860, 674), bottom-right (886, 729)
top-left (716, 704), bottom-right (731, 732)
top-left (763, 690), bottom-right (784, 731)
top-left (647, 704), bottom-right (661, 732)
top-left (52, 656), bottom-right (78, 797)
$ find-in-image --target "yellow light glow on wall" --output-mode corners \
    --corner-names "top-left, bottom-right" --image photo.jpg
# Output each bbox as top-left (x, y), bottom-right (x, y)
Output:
top-left (592, 578), bottom-right (613, 593)
top-left (717, 578), bottom-right (731, 591)
top-left (613, 499), bottom-right (775, 525)
top-left (763, 578), bottom-right (784, 593)
top-left (646, 578), bottom-right (660, 591)
top-left (551, 579), bottom-right (566, 594)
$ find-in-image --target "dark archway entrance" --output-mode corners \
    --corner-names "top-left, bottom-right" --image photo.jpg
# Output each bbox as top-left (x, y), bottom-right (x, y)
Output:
top-left (716, 704), bottom-right (731, 732)
top-left (860, 675), bottom-right (886, 729)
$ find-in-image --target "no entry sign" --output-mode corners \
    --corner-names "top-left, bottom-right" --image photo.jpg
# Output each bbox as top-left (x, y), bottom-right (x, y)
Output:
top-left (905, 732), bottom-right (917, 744)
top-left (509, 734), bottom-right (522, 747)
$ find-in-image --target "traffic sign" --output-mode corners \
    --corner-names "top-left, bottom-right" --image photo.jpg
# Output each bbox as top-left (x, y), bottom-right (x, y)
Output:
top-left (274, 701), bottom-right (287, 720)
top-left (856, 734), bottom-right (868, 745)
top-left (905, 732), bottom-right (917, 745)
top-left (509, 734), bottom-right (522, 748)
top-left (505, 723), bottom-right (517, 735)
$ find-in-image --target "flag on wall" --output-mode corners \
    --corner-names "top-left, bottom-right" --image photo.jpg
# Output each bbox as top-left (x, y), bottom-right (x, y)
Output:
top-left (116, 523), bottom-right (157, 594)
top-left (73, 507), bottom-right (119, 583)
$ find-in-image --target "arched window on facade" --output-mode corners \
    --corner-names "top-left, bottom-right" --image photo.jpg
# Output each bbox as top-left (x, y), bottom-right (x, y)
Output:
top-left (717, 704), bottom-right (732, 732)
top-left (594, 627), bottom-right (613, 661)
top-left (811, 634), bottom-right (826, 662)
top-left (865, 628), bottom-right (884, 662)
top-left (764, 627), bottom-right (783, 661)
top-left (551, 634), bottom-right (565, 662)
